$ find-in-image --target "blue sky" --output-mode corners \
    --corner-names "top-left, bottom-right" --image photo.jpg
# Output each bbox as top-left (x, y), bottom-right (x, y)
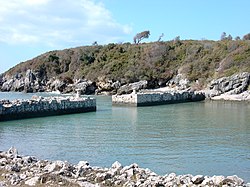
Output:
top-left (0, 0), bottom-right (250, 74)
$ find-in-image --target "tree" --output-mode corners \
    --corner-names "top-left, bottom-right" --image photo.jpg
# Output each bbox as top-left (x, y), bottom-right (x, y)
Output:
top-left (235, 36), bottom-right (241, 40)
top-left (157, 33), bottom-right (164, 42)
top-left (221, 32), bottom-right (227, 40)
top-left (133, 31), bottom-right (150, 44)
top-left (243, 33), bottom-right (250, 40)
top-left (227, 34), bottom-right (233, 41)
top-left (92, 41), bottom-right (98, 46)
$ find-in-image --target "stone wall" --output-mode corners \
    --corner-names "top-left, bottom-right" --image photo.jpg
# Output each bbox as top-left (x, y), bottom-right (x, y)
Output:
top-left (0, 96), bottom-right (96, 121)
top-left (112, 90), bottom-right (205, 106)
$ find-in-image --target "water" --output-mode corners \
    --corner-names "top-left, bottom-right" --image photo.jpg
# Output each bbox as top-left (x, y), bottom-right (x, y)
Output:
top-left (0, 92), bottom-right (250, 181)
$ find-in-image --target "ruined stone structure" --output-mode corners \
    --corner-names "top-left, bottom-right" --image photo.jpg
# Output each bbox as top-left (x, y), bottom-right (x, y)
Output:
top-left (112, 90), bottom-right (205, 106)
top-left (0, 96), bottom-right (96, 121)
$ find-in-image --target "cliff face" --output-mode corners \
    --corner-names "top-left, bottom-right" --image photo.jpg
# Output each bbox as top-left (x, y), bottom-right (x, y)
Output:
top-left (1, 40), bottom-right (250, 95)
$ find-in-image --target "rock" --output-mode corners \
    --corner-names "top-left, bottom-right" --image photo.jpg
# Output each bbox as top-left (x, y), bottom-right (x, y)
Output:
top-left (49, 79), bottom-right (66, 92)
top-left (76, 161), bottom-right (90, 169)
top-left (209, 72), bottom-right (250, 95)
top-left (168, 74), bottom-right (190, 90)
top-left (0, 181), bottom-right (6, 187)
top-left (0, 147), bottom-right (249, 187)
top-left (211, 175), bottom-right (225, 186)
top-left (78, 181), bottom-right (99, 187)
top-left (7, 147), bottom-right (18, 158)
top-left (165, 173), bottom-right (176, 182)
top-left (75, 80), bottom-right (97, 95)
top-left (11, 164), bottom-right (20, 172)
top-left (25, 176), bottom-right (40, 186)
top-left (109, 161), bottom-right (122, 176)
top-left (191, 175), bottom-right (204, 184)
top-left (117, 80), bottom-right (148, 95)
top-left (1, 79), bottom-right (14, 91)
top-left (22, 156), bottom-right (38, 165)
top-left (226, 175), bottom-right (244, 186)
top-left (0, 158), bottom-right (8, 166)
top-left (44, 162), bottom-right (57, 173)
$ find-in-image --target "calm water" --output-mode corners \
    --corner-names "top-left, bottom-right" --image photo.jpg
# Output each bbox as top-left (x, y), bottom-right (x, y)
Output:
top-left (0, 92), bottom-right (250, 181)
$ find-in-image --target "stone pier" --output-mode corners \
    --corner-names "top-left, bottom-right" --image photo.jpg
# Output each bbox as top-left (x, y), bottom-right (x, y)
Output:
top-left (112, 90), bottom-right (205, 106)
top-left (0, 96), bottom-right (96, 121)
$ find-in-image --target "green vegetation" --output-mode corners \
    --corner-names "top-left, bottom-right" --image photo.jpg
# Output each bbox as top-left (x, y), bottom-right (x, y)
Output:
top-left (5, 40), bottom-right (250, 87)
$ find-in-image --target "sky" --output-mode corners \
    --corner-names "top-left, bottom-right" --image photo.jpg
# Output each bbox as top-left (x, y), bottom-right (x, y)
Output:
top-left (0, 0), bottom-right (250, 74)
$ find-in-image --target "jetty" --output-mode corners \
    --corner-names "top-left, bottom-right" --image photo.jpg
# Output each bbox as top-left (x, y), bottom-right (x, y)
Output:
top-left (0, 96), bottom-right (96, 121)
top-left (112, 89), bottom-right (205, 106)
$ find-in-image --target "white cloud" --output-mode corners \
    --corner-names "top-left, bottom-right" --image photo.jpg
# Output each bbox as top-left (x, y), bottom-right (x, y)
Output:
top-left (0, 0), bottom-right (132, 47)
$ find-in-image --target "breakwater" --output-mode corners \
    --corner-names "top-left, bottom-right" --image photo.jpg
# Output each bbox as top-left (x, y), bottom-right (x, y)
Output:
top-left (0, 96), bottom-right (96, 121)
top-left (0, 147), bottom-right (248, 187)
top-left (112, 90), bottom-right (205, 106)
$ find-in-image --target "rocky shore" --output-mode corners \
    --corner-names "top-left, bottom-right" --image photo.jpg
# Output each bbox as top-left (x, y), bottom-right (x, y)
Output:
top-left (0, 147), bottom-right (249, 187)
top-left (1, 70), bottom-right (250, 102)
top-left (204, 72), bottom-right (250, 101)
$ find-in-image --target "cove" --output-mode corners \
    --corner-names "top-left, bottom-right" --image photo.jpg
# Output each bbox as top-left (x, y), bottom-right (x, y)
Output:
top-left (0, 92), bottom-right (249, 182)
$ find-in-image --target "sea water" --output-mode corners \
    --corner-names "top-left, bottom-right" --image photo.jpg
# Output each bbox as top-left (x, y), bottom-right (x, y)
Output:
top-left (0, 92), bottom-right (249, 181)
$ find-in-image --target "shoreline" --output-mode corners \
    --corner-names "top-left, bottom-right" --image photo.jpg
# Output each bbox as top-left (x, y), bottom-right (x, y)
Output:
top-left (0, 147), bottom-right (249, 187)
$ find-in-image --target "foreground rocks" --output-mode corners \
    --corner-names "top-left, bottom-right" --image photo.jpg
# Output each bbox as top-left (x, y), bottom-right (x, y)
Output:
top-left (0, 147), bottom-right (249, 187)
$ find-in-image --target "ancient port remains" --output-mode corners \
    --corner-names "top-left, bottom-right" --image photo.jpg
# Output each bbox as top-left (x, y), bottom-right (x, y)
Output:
top-left (0, 96), bottom-right (96, 121)
top-left (112, 90), bottom-right (206, 106)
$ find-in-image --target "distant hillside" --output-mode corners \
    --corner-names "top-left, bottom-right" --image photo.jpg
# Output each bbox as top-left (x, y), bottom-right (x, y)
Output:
top-left (4, 40), bottom-right (250, 88)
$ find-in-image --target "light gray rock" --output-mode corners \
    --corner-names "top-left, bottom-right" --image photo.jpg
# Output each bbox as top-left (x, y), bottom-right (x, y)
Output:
top-left (1, 79), bottom-right (14, 91)
top-left (109, 161), bottom-right (122, 176)
top-left (226, 175), bottom-right (244, 186)
top-left (117, 80), bottom-right (148, 95)
top-left (7, 147), bottom-right (18, 158)
top-left (211, 175), bottom-right (225, 186)
top-left (0, 147), bottom-right (249, 187)
top-left (11, 163), bottom-right (20, 172)
top-left (25, 176), bottom-right (40, 186)
top-left (78, 181), bottom-right (100, 187)
top-left (209, 72), bottom-right (250, 95)
top-left (0, 158), bottom-right (8, 166)
top-left (44, 162), bottom-right (57, 173)
top-left (165, 173), bottom-right (176, 182)
top-left (191, 175), bottom-right (204, 184)
top-left (168, 74), bottom-right (190, 90)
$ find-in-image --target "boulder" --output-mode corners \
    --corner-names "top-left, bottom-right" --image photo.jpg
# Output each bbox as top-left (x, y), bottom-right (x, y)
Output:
top-left (96, 79), bottom-right (121, 94)
top-left (49, 79), bottom-right (66, 92)
top-left (209, 72), bottom-right (250, 95)
top-left (0, 74), bottom-right (4, 87)
top-left (191, 175), bottom-right (204, 184)
top-left (117, 80), bottom-right (148, 95)
top-left (168, 74), bottom-right (190, 90)
top-left (75, 80), bottom-right (97, 95)
top-left (1, 79), bottom-right (14, 91)
top-left (25, 176), bottom-right (40, 186)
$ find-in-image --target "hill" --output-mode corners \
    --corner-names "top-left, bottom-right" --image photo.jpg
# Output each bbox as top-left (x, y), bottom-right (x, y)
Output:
top-left (1, 40), bottom-right (250, 94)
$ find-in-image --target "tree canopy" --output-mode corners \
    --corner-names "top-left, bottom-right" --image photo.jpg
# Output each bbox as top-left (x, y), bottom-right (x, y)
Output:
top-left (133, 31), bottom-right (150, 44)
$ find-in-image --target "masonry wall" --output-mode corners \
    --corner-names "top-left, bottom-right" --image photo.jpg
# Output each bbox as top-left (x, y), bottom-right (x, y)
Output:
top-left (0, 96), bottom-right (96, 121)
top-left (112, 91), bottom-right (205, 106)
